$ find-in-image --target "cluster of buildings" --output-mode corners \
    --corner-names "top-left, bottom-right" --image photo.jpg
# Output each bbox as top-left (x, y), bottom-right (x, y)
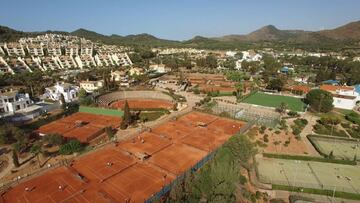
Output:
top-left (0, 34), bottom-right (132, 74)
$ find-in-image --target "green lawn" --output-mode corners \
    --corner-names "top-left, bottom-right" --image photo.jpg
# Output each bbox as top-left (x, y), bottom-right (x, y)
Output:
top-left (242, 92), bottom-right (306, 112)
top-left (79, 106), bottom-right (124, 117)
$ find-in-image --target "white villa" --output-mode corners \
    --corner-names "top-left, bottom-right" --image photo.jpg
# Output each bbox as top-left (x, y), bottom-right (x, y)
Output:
top-left (0, 88), bottom-right (33, 116)
top-left (43, 82), bottom-right (79, 103)
top-left (79, 80), bottom-right (104, 93)
top-left (320, 85), bottom-right (360, 110)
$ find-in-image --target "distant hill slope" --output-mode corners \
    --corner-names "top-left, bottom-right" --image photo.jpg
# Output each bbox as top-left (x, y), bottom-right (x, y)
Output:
top-left (215, 21), bottom-right (360, 43)
top-left (1, 20), bottom-right (360, 48)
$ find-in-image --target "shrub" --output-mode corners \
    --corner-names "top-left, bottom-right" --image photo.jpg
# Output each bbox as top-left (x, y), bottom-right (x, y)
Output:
top-left (320, 115), bottom-right (341, 125)
top-left (263, 134), bottom-right (269, 143)
top-left (346, 112), bottom-right (360, 125)
top-left (287, 111), bottom-right (299, 117)
top-left (59, 140), bottom-right (84, 155)
top-left (275, 130), bottom-right (281, 134)
top-left (259, 126), bottom-right (267, 134)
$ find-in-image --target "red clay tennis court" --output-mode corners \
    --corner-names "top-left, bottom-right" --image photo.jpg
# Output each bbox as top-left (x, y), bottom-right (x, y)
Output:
top-left (207, 117), bottom-right (245, 135)
top-left (181, 128), bottom-right (232, 152)
top-left (117, 132), bottom-right (172, 156)
top-left (149, 144), bottom-right (208, 175)
top-left (151, 121), bottom-right (195, 140)
top-left (101, 163), bottom-right (174, 202)
top-left (38, 112), bottom-right (121, 143)
top-left (3, 111), bottom-right (247, 203)
top-left (71, 147), bottom-right (136, 182)
top-left (110, 99), bottom-right (174, 110)
top-left (2, 166), bottom-right (87, 203)
top-left (176, 111), bottom-right (219, 126)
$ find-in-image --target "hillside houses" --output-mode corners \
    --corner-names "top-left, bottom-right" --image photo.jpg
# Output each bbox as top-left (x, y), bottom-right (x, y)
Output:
top-left (0, 34), bottom-right (133, 74)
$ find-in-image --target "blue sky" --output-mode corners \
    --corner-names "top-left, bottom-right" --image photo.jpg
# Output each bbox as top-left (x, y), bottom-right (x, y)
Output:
top-left (1, 0), bottom-right (359, 40)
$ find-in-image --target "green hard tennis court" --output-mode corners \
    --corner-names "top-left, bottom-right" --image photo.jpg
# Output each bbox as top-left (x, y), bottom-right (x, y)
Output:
top-left (241, 92), bottom-right (306, 112)
top-left (79, 106), bottom-right (124, 117)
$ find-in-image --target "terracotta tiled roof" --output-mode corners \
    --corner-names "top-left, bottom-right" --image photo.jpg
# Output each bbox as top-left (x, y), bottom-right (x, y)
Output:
top-left (320, 85), bottom-right (354, 92)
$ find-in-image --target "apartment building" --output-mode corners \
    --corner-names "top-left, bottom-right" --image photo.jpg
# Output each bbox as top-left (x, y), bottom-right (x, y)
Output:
top-left (26, 43), bottom-right (44, 56)
top-left (74, 55), bottom-right (96, 69)
top-left (4, 43), bottom-right (26, 56)
top-left (47, 43), bottom-right (62, 56)
top-left (56, 56), bottom-right (77, 69)
top-left (41, 56), bottom-right (60, 70)
top-left (6, 58), bottom-right (32, 74)
top-left (94, 54), bottom-right (114, 67)
top-left (111, 53), bottom-right (132, 66)
top-left (0, 57), bottom-right (13, 74)
top-left (24, 57), bottom-right (45, 72)
top-left (0, 45), bottom-right (5, 55)
top-left (80, 43), bottom-right (93, 56)
top-left (65, 44), bottom-right (79, 56)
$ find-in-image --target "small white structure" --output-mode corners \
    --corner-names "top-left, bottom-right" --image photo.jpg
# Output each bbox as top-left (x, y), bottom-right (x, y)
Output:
top-left (43, 82), bottom-right (79, 103)
top-left (79, 80), bottom-right (104, 93)
top-left (129, 67), bottom-right (144, 76)
top-left (149, 64), bottom-right (167, 73)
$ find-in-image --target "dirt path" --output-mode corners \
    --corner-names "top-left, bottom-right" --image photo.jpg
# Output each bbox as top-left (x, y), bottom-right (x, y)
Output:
top-left (0, 152), bottom-right (13, 182)
top-left (299, 113), bottom-right (321, 156)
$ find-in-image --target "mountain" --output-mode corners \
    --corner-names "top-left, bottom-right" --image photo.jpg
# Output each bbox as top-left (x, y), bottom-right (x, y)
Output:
top-left (216, 21), bottom-right (360, 43)
top-left (1, 20), bottom-right (360, 48)
top-left (319, 20), bottom-right (360, 40)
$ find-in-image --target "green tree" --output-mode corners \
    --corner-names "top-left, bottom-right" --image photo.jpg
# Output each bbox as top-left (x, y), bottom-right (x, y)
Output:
top-left (276, 102), bottom-right (288, 114)
top-left (60, 94), bottom-right (66, 110)
top-left (12, 149), bottom-right (20, 168)
top-left (43, 134), bottom-right (64, 146)
top-left (30, 142), bottom-right (42, 167)
top-left (78, 88), bottom-right (87, 99)
top-left (120, 100), bottom-right (131, 129)
top-left (267, 78), bottom-right (285, 91)
top-left (226, 135), bottom-right (257, 169)
top-left (305, 89), bottom-right (334, 113)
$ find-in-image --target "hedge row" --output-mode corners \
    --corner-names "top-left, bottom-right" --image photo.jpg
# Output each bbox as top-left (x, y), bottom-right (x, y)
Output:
top-left (272, 184), bottom-right (360, 200)
top-left (263, 153), bottom-right (356, 165)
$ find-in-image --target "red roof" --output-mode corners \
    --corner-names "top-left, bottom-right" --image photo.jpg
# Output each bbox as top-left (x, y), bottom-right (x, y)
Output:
top-left (320, 85), bottom-right (354, 92)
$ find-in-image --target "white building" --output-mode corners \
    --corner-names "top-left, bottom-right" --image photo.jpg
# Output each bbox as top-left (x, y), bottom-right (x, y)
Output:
top-left (225, 51), bottom-right (237, 57)
top-left (43, 82), bottom-right (79, 103)
top-left (0, 89), bottom-right (33, 115)
top-left (110, 53), bottom-right (132, 66)
top-left (56, 56), bottom-right (77, 69)
top-left (65, 45), bottom-right (79, 56)
top-left (26, 44), bottom-right (44, 56)
top-left (79, 80), bottom-right (104, 93)
top-left (74, 55), bottom-right (97, 69)
top-left (47, 43), bottom-right (62, 56)
top-left (149, 64), bottom-right (167, 73)
top-left (129, 67), bottom-right (144, 76)
top-left (0, 57), bottom-right (13, 74)
top-left (320, 85), bottom-right (360, 110)
top-left (4, 43), bottom-right (25, 56)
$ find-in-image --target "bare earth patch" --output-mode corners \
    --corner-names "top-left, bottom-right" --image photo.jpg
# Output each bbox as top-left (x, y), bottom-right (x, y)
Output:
top-left (252, 128), bottom-right (312, 155)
